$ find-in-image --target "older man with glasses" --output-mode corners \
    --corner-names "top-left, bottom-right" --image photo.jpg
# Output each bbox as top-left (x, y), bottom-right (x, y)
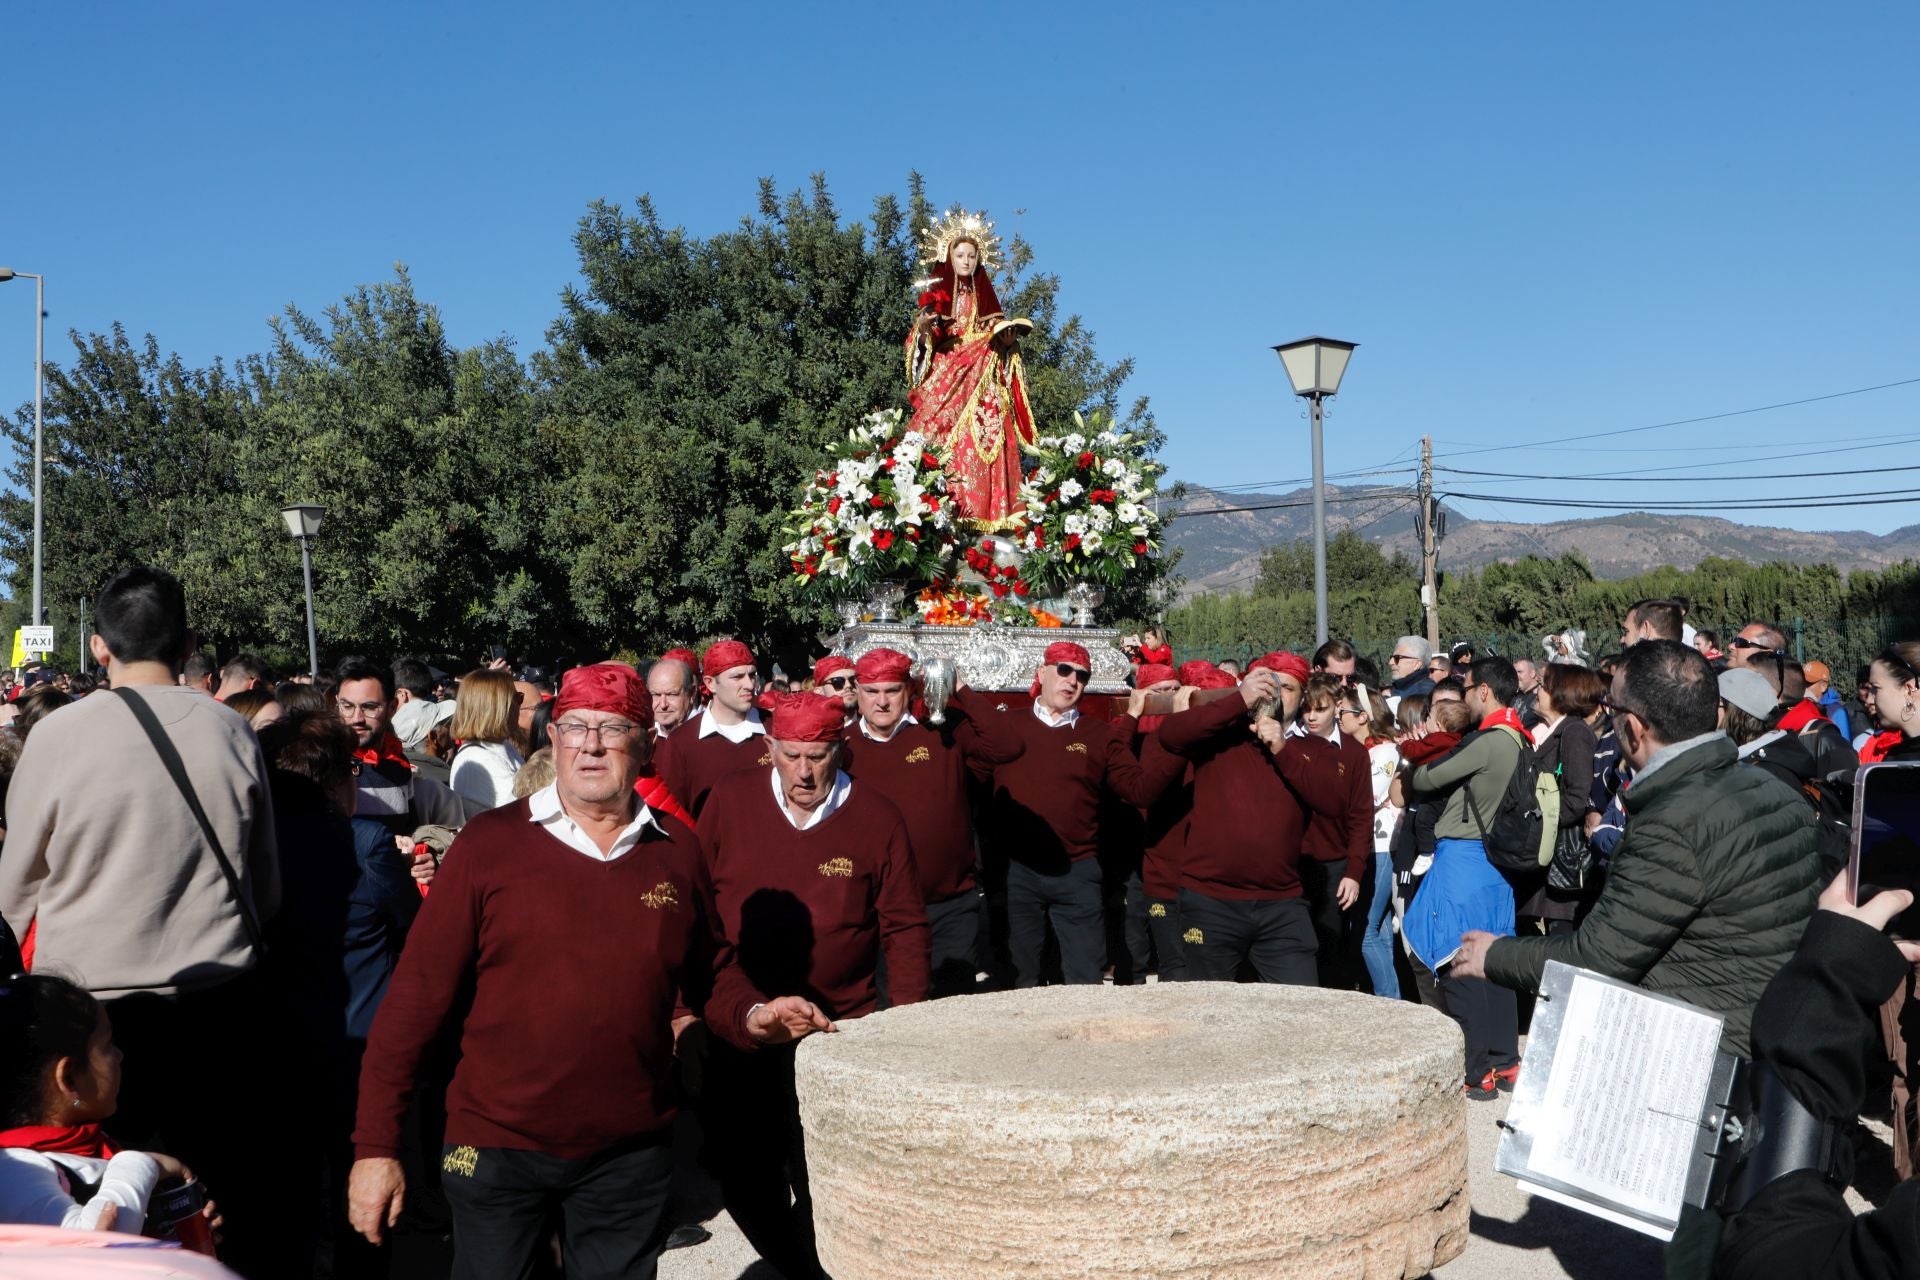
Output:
top-left (350, 663), bottom-right (716, 1279)
top-left (986, 640), bottom-right (1181, 987)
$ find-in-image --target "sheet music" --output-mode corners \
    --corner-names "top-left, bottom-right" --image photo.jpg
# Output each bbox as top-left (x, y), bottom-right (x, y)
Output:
top-left (1519, 969), bottom-right (1722, 1225)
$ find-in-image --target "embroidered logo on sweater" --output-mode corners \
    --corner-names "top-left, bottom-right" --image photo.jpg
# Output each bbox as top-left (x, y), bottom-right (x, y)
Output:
top-left (1065, 742), bottom-right (1088, 754)
top-left (818, 857), bottom-right (855, 878)
top-left (756, 751), bottom-right (772, 766)
top-left (640, 881), bottom-right (681, 910)
top-left (905, 746), bottom-right (931, 763)
top-left (1182, 927), bottom-right (1204, 945)
top-left (1148, 903), bottom-right (1167, 919)
top-left (443, 1146), bottom-right (479, 1178)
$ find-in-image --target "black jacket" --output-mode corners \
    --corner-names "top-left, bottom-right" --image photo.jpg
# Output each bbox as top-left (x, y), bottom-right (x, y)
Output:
top-left (1718, 912), bottom-right (1919, 1278)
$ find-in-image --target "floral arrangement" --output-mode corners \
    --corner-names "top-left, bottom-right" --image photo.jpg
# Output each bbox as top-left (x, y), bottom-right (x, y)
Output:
top-left (783, 409), bottom-right (958, 592)
top-left (1010, 412), bottom-right (1164, 591)
top-left (915, 583), bottom-right (1063, 628)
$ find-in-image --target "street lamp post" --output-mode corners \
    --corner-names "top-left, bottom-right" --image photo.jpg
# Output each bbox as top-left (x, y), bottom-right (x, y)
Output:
top-left (280, 504), bottom-right (326, 679)
top-left (1272, 336), bottom-right (1358, 646)
top-left (0, 269), bottom-right (46, 624)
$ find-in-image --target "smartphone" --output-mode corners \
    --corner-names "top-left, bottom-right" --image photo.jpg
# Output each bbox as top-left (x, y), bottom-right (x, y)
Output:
top-left (1848, 762), bottom-right (1920, 938)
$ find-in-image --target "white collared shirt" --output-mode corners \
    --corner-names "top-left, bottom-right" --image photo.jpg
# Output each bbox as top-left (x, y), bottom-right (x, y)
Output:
top-left (527, 783), bottom-right (660, 863)
top-left (1286, 722), bottom-right (1343, 748)
top-left (698, 706), bottom-right (767, 745)
top-left (1031, 700), bottom-right (1081, 729)
top-left (770, 767), bottom-right (852, 830)
top-left (859, 712), bottom-right (919, 743)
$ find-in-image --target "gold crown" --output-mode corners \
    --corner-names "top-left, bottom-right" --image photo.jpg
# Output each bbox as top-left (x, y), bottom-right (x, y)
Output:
top-left (917, 207), bottom-right (1002, 275)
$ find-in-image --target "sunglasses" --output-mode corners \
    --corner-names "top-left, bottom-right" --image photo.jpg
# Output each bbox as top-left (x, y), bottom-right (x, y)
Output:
top-left (1728, 637), bottom-right (1778, 652)
top-left (1054, 663), bottom-right (1091, 684)
top-left (824, 675), bottom-right (854, 690)
top-left (1389, 653), bottom-right (1420, 664)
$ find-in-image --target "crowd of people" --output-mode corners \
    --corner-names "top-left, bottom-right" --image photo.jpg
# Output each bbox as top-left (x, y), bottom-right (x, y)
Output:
top-left (0, 570), bottom-right (1915, 1277)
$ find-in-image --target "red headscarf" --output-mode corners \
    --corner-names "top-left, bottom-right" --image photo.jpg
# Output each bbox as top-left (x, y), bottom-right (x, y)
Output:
top-left (1044, 641), bottom-right (1092, 671)
top-left (757, 691), bottom-right (846, 743)
top-left (1182, 662), bottom-right (1239, 691)
top-left (855, 648), bottom-right (914, 684)
top-left (1136, 662), bottom-right (1176, 689)
top-left (555, 662), bottom-right (652, 726)
top-left (1249, 651), bottom-right (1310, 685)
top-left (813, 655), bottom-right (855, 684)
top-left (659, 648), bottom-right (697, 668)
top-left (926, 253), bottom-right (1005, 322)
top-left (703, 640), bottom-right (756, 679)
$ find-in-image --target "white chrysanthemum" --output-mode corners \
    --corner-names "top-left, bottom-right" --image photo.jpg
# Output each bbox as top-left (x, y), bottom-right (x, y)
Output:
top-left (1102, 458), bottom-right (1128, 479)
top-left (1088, 506), bottom-right (1113, 532)
top-left (1064, 513), bottom-right (1088, 536)
top-left (1093, 431), bottom-right (1120, 447)
top-left (1062, 432), bottom-right (1086, 452)
top-left (1082, 530), bottom-right (1104, 552)
top-left (1117, 502), bottom-right (1141, 523)
top-left (1057, 478), bottom-right (1085, 501)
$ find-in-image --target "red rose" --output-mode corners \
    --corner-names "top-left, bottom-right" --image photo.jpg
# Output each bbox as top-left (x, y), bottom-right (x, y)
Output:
top-left (926, 496), bottom-right (941, 513)
top-left (827, 497), bottom-right (842, 515)
top-left (1078, 452), bottom-right (1096, 470)
top-left (992, 582), bottom-right (1010, 598)
top-left (1000, 564), bottom-right (1019, 578)
top-left (1013, 581), bottom-right (1029, 597)
top-left (923, 452), bottom-right (940, 468)
top-left (1133, 541), bottom-right (1149, 555)
top-left (869, 495), bottom-right (886, 509)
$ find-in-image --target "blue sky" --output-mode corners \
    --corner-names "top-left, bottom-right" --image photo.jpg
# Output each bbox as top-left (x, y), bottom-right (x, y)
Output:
top-left (4, 1), bottom-right (1916, 533)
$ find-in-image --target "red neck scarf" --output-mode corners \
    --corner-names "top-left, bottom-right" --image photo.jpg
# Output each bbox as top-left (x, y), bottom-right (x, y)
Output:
top-left (1776, 700), bottom-right (1829, 734)
top-left (1479, 708), bottom-right (1529, 737)
top-left (0, 1124), bottom-right (119, 1158)
top-left (636, 772), bottom-right (694, 828)
top-left (352, 731), bottom-right (414, 770)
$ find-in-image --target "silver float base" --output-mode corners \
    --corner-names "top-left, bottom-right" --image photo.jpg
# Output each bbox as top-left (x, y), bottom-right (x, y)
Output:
top-left (832, 622), bottom-right (1131, 694)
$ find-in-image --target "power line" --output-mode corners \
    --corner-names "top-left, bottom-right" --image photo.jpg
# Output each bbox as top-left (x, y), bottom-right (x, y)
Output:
top-left (1438, 443), bottom-right (1920, 484)
top-left (1435, 375), bottom-right (1920, 461)
top-left (1168, 488), bottom-right (1417, 519)
top-left (1432, 427), bottom-right (1920, 456)
top-left (1442, 487), bottom-right (1920, 512)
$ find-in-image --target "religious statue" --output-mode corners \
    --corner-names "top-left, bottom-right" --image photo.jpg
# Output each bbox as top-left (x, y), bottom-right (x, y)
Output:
top-left (905, 209), bottom-right (1036, 530)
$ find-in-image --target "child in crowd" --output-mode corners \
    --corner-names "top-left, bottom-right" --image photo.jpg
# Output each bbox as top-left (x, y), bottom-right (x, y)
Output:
top-left (0, 974), bottom-right (215, 1237)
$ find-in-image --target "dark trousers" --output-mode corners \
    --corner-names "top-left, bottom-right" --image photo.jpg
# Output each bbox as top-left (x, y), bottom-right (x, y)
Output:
top-left (1176, 890), bottom-right (1318, 985)
top-left (103, 972), bottom-right (305, 1279)
top-left (701, 1040), bottom-right (822, 1280)
top-left (927, 888), bottom-right (986, 998)
top-left (1007, 857), bottom-right (1105, 987)
top-left (1144, 892), bottom-right (1188, 981)
top-left (1299, 854), bottom-right (1358, 988)
top-left (1410, 954), bottom-right (1521, 1081)
top-left (1116, 870), bottom-right (1153, 984)
top-left (440, 1139), bottom-right (673, 1280)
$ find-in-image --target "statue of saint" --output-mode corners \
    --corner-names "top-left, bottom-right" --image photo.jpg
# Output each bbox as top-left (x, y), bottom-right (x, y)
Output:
top-left (905, 210), bottom-right (1035, 530)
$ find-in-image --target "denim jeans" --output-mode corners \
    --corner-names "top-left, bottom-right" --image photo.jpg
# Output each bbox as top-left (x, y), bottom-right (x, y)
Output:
top-left (1361, 850), bottom-right (1402, 999)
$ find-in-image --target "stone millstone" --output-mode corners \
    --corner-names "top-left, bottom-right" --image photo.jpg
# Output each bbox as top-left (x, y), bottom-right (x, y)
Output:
top-left (795, 983), bottom-right (1469, 1279)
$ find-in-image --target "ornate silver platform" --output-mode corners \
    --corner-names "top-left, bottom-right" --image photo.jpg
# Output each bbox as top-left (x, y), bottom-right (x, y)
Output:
top-left (831, 622), bottom-right (1132, 694)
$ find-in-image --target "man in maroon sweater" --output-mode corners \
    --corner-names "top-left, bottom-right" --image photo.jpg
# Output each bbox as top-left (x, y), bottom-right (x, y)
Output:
top-left (348, 663), bottom-right (715, 1279)
top-left (812, 653), bottom-right (857, 721)
top-left (838, 646), bottom-right (1022, 996)
top-left (1291, 667), bottom-right (1374, 987)
top-left (988, 640), bottom-right (1180, 987)
top-left (1157, 657), bottom-right (1351, 985)
top-left (698, 691), bottom-right (930, 1280)
top-left (654, 638), bottom-right (770, 818)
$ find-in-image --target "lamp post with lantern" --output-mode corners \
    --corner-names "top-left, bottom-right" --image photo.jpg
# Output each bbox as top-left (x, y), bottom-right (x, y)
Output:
top-left (1272, 337), bottom-right (1357, 646)
top-left (280, 504), bottom-right (326, 679)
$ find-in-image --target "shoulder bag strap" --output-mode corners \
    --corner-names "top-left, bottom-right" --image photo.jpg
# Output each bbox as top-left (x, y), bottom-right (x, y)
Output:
top-left (112, 688), bottom-right (265, 954)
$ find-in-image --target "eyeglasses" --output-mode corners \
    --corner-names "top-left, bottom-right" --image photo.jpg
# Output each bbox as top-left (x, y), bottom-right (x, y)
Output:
top-left (1337, 707), bottom-right (1369, 720)
top-left (553, 720), bottom-right (638, 747)
top-left (824, 675), bottom-right (854, 690)
top-left (337, 699), bottom-right (387, 717)
top-left (1597, 695), bottom-right (1639, 720)
top-left (1054, 664), bottom-right (1091, 684)
top-left (1389, 653), bottom-right (1419, 664)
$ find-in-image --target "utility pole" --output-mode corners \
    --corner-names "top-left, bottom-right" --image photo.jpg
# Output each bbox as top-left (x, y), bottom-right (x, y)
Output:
top-left (1420, 436), bottom-right (1440, 651)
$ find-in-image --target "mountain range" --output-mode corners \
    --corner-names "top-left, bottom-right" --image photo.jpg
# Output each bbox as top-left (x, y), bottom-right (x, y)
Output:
top-left (1162, 484), bottom-right (1920, 595)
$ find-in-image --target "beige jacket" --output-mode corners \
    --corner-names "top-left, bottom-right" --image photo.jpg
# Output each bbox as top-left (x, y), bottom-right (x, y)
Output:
top-left (0, 684), bottom-right (280, 996)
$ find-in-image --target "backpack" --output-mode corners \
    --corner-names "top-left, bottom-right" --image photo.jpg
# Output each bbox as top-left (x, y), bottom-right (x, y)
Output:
top-left (1462, 725), bottom-right (1559, 873)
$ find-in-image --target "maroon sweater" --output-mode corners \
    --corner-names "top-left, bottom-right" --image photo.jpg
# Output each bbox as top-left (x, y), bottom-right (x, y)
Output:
top-left (987, 703), bottom-right (1176, 872)
top-left (700, 770), bottom-right (930, 1049)
top-left (353, 799), bottom-right (713, 1160)
top-left (1299, 730), bottom-right (1375, 882)
top-left (654, 713), bottom-right (771, 818)
top-left (838, 690), bottom-right (1023, 902)
top-left (1136, 732), bottom-right (1194, 901)
top-left (1156, 695), bottom-right (1349, 900)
